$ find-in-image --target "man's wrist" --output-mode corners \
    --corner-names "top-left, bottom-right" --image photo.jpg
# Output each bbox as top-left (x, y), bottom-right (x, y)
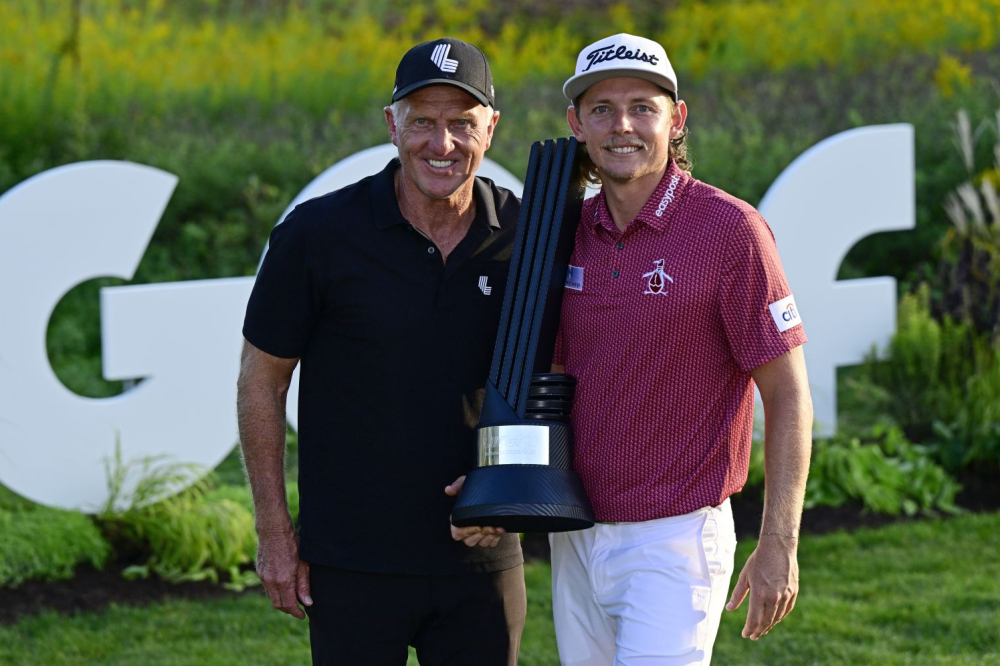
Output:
top-left (255, 516), bottom-right (296, 538)
top-left (760, 530), bottom-right (799, 540)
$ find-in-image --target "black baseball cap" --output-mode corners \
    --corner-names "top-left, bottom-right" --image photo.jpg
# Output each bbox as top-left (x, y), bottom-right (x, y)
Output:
top-left (391, 38), bottom-right (495, 107)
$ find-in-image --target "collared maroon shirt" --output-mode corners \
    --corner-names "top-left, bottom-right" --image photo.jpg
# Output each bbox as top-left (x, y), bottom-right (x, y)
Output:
top-left (555, 161), bottom-right (807, 521)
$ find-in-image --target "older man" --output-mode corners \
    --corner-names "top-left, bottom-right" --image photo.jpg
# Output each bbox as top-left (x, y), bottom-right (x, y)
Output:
top-left (238, 38), bottom-right (524, 666)
top-left (547, 34), bottom-right (813, 664)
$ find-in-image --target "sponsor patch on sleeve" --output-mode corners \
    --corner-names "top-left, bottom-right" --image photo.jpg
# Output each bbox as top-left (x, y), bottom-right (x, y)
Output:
top-left (565, 265), bottom-right (584, 291)
top-left (768, 295), bottom-right (802, 332)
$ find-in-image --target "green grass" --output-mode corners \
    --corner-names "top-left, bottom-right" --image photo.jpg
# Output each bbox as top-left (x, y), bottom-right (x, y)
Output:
top-left (0, 594), bottom-right (309, 666)
top-left (1, 513), bottom-right (998, 665)
top-left (712, 513), bottom-right (1000, 664)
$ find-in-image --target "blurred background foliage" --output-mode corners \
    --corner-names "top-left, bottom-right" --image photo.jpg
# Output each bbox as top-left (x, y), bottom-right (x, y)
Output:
top-left (0, 0), bottom-right (994, 398)
top-left (1, 0), bottom-right (999, 587)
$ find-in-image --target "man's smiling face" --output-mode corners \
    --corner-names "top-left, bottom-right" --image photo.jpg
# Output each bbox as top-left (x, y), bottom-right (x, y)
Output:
top-left (568, 77), bottom-right (686, 185)
top-left (386, 86), bottom-right (499, 202)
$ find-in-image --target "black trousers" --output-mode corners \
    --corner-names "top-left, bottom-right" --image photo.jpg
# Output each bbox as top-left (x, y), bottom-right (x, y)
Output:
top-left (306, 564), bottom-right (526, 666)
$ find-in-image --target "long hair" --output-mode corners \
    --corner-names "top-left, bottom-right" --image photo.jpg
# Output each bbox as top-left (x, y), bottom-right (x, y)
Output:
top-left (571, 98), bottom-right (692, 187)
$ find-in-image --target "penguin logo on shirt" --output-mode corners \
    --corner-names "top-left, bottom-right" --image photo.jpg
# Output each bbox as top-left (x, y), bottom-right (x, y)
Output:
top-left (642, 259), bottom-right (673, 295)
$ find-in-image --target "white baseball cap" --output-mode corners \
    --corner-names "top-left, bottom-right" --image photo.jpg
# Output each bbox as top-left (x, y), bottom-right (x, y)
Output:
top-left (563, 33), bottom-right (677, 102)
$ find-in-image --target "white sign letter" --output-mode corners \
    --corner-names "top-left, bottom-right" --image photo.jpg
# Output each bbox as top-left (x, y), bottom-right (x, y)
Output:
top-left (759, 124), bottom-right (916, 436)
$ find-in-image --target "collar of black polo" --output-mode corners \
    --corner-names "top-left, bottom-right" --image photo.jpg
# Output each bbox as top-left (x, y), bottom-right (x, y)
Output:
top-left (370, 158), bottom-right (500, 231)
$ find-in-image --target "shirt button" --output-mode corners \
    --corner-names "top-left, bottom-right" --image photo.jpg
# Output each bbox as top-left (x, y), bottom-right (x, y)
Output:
top-left (427, 246), bottom-right (436, 254)
top-left (612, 270), bottom-right (619, 278)
top-left (616, 242), bottom-right (624, 250)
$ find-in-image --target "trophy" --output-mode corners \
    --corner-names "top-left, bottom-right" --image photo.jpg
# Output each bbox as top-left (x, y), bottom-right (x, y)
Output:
top-left (452, 137), bottom-right (594, 533)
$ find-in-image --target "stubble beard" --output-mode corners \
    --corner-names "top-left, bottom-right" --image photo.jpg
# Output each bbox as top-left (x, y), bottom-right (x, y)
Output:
top-left (599, 161), bottom-right (661, 184)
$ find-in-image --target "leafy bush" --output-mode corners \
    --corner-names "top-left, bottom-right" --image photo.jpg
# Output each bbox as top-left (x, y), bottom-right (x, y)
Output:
top-left (96, 447), bottom-right (259, 590)
top-left (92, 441), bottom-right (304, 590)
top-left (745, 418), bottom-right (960, 516)
top-left (936, 107), bottom-right (1000, 341)
top-left (99, 486), bottom-right (259, 591)
top-left (0, 450), bottom-right (302, 592)
top-left (805, 424), bottom-right (961, 516)
top-left (0, 505), bottom-right (110, 589)
top-left (863, 287), bottom-right (1000, 469)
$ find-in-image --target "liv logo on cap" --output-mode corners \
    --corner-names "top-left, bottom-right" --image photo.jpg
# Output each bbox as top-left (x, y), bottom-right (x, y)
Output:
top-left (430, 43), bottom-right (459, 73)
top-left (563, 33), bottom-right (678, 102)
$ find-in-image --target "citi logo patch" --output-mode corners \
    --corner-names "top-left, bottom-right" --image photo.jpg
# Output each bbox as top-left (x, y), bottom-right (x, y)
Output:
top-left (654, 175), bottom-right (681, 217)
top-left (642, 259), bottom-right (673, 295)
top-left (565, 265), bottom-right (584, 291)
top-left (769, 295), bottom-right (803, 332)
top-left (431, 44), bottom-right (459, 73)
top-left (478, 276), bottom-right (492, 295)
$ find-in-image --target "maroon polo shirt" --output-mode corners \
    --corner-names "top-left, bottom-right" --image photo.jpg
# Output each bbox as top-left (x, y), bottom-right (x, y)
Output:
top-left (554, 161), bottom-right (807, 521)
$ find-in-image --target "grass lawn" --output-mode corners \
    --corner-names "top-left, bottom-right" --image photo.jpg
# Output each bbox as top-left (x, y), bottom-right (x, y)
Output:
top-left (1, 512), bottom-right (997, 665)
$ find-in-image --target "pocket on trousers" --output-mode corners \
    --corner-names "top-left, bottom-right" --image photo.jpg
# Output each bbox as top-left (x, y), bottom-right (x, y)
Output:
top-left (699, 508), bottom-right (737, 580)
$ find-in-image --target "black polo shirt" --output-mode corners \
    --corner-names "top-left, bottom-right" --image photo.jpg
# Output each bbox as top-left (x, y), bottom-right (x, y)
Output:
top-left (243, 159), bottom-right (523, 575)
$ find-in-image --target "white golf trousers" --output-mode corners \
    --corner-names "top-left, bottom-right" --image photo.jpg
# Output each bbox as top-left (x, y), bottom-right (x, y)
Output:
top-left (549, 499), bottom-right (737, 665)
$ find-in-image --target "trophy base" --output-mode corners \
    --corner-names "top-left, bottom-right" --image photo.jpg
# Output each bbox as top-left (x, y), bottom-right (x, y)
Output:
top-left (452, 465), bottom-right (595, 533)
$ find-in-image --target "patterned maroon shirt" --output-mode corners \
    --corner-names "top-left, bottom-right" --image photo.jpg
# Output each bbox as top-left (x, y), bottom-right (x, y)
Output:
top-left (554, 161), bottom-right (807, 521)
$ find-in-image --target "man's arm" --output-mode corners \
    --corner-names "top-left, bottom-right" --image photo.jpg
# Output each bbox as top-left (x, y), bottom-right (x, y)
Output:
top-left (237, 339), bottom-right (312, 619)
top-left (725, 345), bottom-right (812, 640)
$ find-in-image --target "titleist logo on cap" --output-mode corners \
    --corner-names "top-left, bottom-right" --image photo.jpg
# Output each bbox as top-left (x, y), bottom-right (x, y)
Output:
top-left (563, 34), bottom-right (677, 102)
top-left (583, 44), bottom-right (660, 72)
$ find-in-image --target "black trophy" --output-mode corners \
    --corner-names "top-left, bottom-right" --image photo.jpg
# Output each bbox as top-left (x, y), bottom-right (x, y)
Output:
top-left (452, 137), bottom-right (594, 533)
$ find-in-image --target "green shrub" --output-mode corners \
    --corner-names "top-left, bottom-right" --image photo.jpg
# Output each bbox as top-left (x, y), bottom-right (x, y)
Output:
top-left (96, 446), bottom-right (259, 590)
top-left (92, 442), bottom-right (304, 590)
top-left (99, 485), bottom-right (259, 591)
top-left (863, 286), bottom-right (1000, 469)
top-left (0, 505), bottom-right (110, 589)
top-left (805, 424), bottom-right (961, 516)
top-left (745, 419), bottom-right (961, 516)
top-left (935, 106), bottom-right (1000, 340)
